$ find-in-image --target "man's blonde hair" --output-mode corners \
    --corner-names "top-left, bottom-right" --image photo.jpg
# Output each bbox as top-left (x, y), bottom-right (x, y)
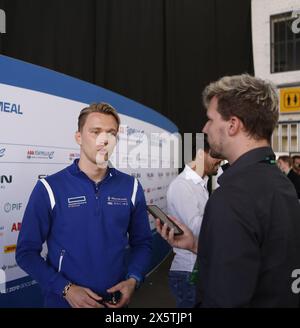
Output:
top-left (78, 102), bottom-right (120, 131)
top-left (203, 74), bottom-right (279, 141)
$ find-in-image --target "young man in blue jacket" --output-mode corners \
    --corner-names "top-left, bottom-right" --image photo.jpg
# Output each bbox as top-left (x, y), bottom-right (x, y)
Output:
top-left (16, 103), bottom-right (153, 308)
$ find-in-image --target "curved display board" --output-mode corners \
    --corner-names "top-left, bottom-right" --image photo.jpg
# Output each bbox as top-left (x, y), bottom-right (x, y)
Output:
top-left (0, 55), bottom-right (178, 307)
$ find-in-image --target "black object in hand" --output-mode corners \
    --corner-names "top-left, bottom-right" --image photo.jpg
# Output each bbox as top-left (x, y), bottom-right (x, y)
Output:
top-left (102, 291), bottom-right (122, 305)
top-left (147, 205), bottom-right (183, 235)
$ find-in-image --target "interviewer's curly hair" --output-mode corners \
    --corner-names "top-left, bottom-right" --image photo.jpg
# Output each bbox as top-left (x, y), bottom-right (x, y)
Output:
top-left (202, 74), bottom-right (279, 142)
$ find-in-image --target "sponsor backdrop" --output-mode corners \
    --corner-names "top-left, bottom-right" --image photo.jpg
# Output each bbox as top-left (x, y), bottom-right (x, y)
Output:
top-left (0, 55), bottom-right (178, 307)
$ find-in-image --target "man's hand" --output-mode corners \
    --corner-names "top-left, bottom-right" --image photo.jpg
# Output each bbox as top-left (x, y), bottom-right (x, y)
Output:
top-left (64, 284), bottom-right (104, 308)
top-left (104, 278), bottom-right (137, 308)
top-left (155, 217), bottom-right (198, 254)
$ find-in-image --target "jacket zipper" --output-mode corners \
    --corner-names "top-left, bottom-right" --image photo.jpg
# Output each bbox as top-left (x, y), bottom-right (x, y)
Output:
top-left (58, 249), bottom-right (65, 272)
top-left (94, 173), bottom-right (112, 214)
top-left (95, 183), bottom-right (100, 216)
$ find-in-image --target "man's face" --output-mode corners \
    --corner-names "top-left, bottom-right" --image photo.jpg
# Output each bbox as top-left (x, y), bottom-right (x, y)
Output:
top-left (293, 158), bottom-right (300, 174)
top-left (277, 159), bottom-right (289, 174)
top-left (202, 96), bottom-right (227, 159)
top-left (75, 112), bottom-right (118, 168)
top-left (204, 151), bottom-right (222, 176)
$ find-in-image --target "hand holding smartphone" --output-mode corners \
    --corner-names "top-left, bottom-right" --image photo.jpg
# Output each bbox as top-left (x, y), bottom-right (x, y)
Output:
top-left (147, 205), bottom-right (183, 235)
top-left (98, 291), bottom-right (122, 306)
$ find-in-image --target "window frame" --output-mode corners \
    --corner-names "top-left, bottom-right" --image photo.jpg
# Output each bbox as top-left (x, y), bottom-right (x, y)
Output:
top-left (270, 11), bottom-right (300, 73)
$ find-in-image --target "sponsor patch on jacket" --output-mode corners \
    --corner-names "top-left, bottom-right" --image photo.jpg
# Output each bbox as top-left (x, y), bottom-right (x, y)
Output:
top-left (107, 196), bottom-right (128, 206)
top-left (68, 196), bottom-right (87, 208)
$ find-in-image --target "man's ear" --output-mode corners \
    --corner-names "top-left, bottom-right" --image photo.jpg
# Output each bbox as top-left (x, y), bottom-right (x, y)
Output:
top-left (228, 116), bottom-right (242, 136)
top-left (75, 131), bottom-right (82, 145)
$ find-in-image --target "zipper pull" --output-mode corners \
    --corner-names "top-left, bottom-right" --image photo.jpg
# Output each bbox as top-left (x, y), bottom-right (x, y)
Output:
top-left (58, 250), bottom-right (65, 272)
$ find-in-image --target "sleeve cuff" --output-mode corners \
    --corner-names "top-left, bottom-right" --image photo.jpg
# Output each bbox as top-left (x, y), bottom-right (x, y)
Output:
top-left (126, 273), bottom-right (142, 289)
top-left (48, 273), bottom-right (70, 296)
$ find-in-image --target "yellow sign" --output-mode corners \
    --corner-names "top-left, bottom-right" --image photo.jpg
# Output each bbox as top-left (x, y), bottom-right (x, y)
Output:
top-left (4, 244), bottom-right (16, 253)
top-left (280, 87), bottom-right (300, 113)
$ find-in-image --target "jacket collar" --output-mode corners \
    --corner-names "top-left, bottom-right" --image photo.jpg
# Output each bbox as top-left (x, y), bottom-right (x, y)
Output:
top-left (218, 146), bottom-right (275, 186)
top-left (68, 158), bottom-right (117, 181)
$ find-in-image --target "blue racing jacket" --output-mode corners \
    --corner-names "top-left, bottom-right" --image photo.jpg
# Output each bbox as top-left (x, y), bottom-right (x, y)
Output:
top-left (16, 160), bottom-right (153, 307)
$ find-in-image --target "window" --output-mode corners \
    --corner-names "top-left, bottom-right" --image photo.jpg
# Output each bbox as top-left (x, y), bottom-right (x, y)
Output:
top-left (272, 121), bottom-right (300, 153)
top-left (271, 11), bottom-right (300, 73)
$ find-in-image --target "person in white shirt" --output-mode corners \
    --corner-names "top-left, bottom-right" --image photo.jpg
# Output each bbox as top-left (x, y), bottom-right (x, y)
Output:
top-left (167, 135), bottom-right (222, 308)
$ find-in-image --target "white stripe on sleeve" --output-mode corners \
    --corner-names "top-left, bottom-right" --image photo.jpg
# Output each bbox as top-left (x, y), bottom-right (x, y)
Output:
top-left (131, 178), bottom-right (138, 206)
top-left (40, 178), bottom-right (55, 210)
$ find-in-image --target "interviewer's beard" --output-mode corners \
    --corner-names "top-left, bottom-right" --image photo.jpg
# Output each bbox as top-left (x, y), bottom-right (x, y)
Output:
top-left (209, 148), bottom-right (226, 160)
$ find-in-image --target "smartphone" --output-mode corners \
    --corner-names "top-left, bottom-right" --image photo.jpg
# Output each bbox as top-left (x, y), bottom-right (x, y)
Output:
top-left (104, 291), bottom-right (122, 305)
top-left (147, 204), bottom-right (183, 235)
top-left (99, 291), bottom-right (122, 306)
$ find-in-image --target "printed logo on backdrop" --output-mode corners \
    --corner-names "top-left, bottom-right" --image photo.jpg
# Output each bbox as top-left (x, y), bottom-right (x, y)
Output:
top-left (0, 175), bottom-right (12, 190)
top-left (3, 202), bottom-right (22, 213)
top-left (0, 225), bottom-right (4, 237)
top-left (3, 244), bottom-right (16, 254)
top-left (0, 101), bottom-right (23, 115)
top-left (128, 127), bottom-right (145, 145)
top-left (68, 196), bottom-right (87, 208)
top-left (11, 222), bottom-right (21, 232)
top-left (118, 126), bottom-right (145, 143)
top-left (27, 149), bottom-right (55, 160)
top-left (107, 197), bottom-right (128, 206)
top-left (5, 280), bottom-right (38, 294)
top-left (0, 148), bottom-right (5, 158)
top-left (1, 263), bottom-right (18, 272)
top-left (69, 152), bottom-right (80, 162)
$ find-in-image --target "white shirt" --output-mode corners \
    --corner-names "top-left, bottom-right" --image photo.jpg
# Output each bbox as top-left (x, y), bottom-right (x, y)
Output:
top-left (167, 165), bottom-right (209, 272)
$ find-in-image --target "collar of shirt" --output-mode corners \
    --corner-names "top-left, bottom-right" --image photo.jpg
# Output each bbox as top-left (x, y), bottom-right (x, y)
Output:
top-left (184, 164), bottom-right (208, 189)
top-left (217, 146), bottom-right (275, 186)
top-left (69, 158), bottom-right (116, 182)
